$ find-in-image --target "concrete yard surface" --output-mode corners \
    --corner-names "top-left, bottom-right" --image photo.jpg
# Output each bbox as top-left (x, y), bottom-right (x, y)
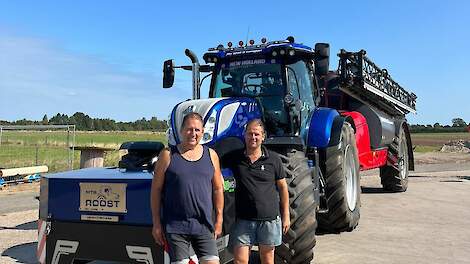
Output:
top-left (1, 152), bottom-right (470, 263)
top-left (315, 170), bottom-right (470, 264)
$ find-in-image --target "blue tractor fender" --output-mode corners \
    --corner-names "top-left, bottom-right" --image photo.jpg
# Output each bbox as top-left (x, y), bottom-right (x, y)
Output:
top-left (304, 107), bottom-right (345, 148)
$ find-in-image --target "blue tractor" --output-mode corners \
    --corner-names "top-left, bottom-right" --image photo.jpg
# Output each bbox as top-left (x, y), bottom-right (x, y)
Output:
top-left (163, 36), bottom-right (416, 263)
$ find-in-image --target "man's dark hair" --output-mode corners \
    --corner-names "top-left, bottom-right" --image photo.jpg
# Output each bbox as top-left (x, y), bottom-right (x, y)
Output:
top-left (181, 112), bottom-right (204, 131)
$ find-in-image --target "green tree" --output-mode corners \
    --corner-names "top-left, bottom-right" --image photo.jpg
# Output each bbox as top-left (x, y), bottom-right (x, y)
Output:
top-left (42, 114), bottom-right (49, 125)
top-left (452, 118), bottom-right (466, 127)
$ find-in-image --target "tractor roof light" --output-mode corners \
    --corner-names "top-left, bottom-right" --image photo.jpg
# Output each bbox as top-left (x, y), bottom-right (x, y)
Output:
top-left (238, 41), bottom-right (244, 47)
top-left (249, 39), bottom-right (255, 45)
top-left (227, 42), bottom-right (233, 48)
top-left (261, 37), bottom-right (267, 44)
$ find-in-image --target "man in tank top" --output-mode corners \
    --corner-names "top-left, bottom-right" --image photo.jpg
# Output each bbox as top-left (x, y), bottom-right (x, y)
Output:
top-left (151, 112), bottom-right (224, 264)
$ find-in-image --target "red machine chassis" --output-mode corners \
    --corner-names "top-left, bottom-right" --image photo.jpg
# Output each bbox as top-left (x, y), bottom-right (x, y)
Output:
top-left (340, 111), bottom-right (388, 171)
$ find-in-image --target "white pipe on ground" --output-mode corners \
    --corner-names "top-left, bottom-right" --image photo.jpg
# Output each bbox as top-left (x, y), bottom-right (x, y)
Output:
top-left (0, 165), bottom-right (48, 177)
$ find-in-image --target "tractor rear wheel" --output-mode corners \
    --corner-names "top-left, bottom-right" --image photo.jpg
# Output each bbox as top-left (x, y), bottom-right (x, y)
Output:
top-left (380, 128), bottom-right (409, 192)
top-left (274, 149), bottom-right (317, 264)
top-left (318, 122), bottom-right (360, 232)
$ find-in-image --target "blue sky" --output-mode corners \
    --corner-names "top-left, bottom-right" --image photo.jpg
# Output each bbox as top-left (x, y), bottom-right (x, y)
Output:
top-left (0, 0), bottom-right (469, 125)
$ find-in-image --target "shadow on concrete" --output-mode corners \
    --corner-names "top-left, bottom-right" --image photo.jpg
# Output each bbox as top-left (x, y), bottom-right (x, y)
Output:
top-left (316, 229), bottom-right (341, 235)
top-left (409, 175), bottom-right (430, 178)
top-left (440, 179), bottom-right (463, 183)
top-left (0, 220), bottom-right (37, 231)
top-left (2, 241), bottom-right (38, 264)
top-left (360, 186), bottom-right (393, 194)
top-left (16, 220), bottom-right (38, 230)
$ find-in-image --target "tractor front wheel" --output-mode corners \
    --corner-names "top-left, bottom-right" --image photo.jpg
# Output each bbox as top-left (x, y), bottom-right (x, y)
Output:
top-left (318, 122), bottom-right (361, 232)
top-left (274, 149), bottom-right (317, 264)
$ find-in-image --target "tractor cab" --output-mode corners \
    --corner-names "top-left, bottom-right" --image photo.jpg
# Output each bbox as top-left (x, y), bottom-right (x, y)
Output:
top-left (203, 38), bottom-right (322, 137)
top-left (162, 37), bottom-right (331, 146)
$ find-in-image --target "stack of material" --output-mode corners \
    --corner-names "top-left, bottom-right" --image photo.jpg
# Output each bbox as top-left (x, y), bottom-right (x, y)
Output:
top-left (440, 140), bottom-right (470, 153)
top-left (0, 165), bottom-right (48, 184)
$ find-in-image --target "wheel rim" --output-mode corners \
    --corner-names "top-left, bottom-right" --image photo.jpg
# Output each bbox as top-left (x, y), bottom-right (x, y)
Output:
top-left (344, 145), bottom-right (358, 211)
top-left (399, 138), bottom-right (408, 179)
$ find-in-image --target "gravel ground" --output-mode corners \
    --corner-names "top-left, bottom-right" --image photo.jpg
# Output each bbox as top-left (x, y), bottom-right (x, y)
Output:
top-left (1, 151), bottom-right (469, 263)
top-left (315, 169), bottom-right (470, 264)
top-left (0, 210), bottom-right (38, 264)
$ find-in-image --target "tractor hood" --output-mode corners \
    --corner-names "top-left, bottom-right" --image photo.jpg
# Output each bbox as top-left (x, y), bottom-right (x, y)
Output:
top-left (168, 97), bottom-right (262, 146)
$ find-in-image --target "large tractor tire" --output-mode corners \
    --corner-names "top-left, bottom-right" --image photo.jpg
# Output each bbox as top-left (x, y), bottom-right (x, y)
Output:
top-left (380, 128), bottom-right (409, 192)
top-left (274, 149), bottom-right (317, 264)
top-left (318, 122), bottom-right (360, 232)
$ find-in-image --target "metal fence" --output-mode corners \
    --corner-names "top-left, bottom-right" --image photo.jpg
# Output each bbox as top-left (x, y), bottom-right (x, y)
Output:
top-left (0, 125), bottom-right (76, 172)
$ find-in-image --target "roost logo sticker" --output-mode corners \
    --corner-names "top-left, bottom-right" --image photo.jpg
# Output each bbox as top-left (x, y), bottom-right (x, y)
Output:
top-left (79, 182), bottom-right (127, 213)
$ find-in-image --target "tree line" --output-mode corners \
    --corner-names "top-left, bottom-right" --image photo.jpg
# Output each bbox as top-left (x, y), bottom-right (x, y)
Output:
top-left (409, 118), bottom-right (470, 133)
top-left (0, 112), bottom-right (168, 131)
top-left (1, 114), bottom-right (469, 133)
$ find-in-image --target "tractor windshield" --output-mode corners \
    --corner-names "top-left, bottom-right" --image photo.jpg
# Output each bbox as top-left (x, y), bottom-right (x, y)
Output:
top-left (210, 59), bottom-right (317, 136)
top-left (211, 63), bottom-right (285, 98)
top-left (210, 61), bottom-right (294, 135)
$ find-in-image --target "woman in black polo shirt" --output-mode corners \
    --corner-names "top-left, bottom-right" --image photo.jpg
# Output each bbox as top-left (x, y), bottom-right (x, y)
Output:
top-left (227, 119), bottom-right (290, 264)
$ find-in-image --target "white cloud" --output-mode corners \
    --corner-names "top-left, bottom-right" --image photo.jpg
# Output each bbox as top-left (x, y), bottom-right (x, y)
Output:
top-left (0, 30), bottom-right (191, 121)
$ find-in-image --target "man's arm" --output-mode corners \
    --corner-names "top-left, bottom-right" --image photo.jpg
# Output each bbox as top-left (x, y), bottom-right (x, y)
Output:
top-left (210, 148), bottom-right (224, 239)
top-left (276, 178), bottom-right (290, 234)
top-left (150, 148), bottom-right (170, 246)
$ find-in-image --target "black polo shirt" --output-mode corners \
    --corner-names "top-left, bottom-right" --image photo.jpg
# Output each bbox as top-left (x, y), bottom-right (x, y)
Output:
top-left (224, 145), bottom-right (286, 221)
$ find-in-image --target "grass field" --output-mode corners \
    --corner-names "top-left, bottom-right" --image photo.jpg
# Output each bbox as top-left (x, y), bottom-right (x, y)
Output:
top-left (410, 132), bottom-right (470, 152)
top-left (0, 131), bottom-right (167, 172)
top-left (0, 130), bottom-right (468, 173)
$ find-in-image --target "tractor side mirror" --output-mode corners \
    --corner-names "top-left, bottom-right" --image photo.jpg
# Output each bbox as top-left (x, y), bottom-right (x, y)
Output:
top-left (163, 59), bottom-right (175, 88)
top-left (314, 43), bottom-right (330, 76)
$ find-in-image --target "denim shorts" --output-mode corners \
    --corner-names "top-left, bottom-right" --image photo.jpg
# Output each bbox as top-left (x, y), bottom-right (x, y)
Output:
top-left (229, 216), bottom-right (282, 248)
top-left (165, 231), bottom-right (219, 263)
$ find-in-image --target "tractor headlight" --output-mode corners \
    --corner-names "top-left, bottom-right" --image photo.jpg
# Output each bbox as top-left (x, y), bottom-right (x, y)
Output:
top-left (200, 110), bottom-right (218, 144)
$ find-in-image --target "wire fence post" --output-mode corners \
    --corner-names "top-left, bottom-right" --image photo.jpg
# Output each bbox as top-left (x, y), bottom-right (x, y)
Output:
top-left (0, 124), bottom-right (76, 172)
top-left (67, 126), bottom-right (71, 170)
top-left (71, 125), bottom-right (76, 170)
top-left (35, 144), bottom-right (39, 166)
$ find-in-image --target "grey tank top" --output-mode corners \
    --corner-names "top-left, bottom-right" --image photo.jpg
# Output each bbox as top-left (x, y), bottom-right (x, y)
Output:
top-left (162, 145), bottom-right (215, 235)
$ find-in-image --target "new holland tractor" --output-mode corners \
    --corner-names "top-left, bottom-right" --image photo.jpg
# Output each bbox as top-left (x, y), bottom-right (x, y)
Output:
top-left (36, 37), bottom-right (416, 264)
top-left (162, 36), bottom-right (417, 263)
